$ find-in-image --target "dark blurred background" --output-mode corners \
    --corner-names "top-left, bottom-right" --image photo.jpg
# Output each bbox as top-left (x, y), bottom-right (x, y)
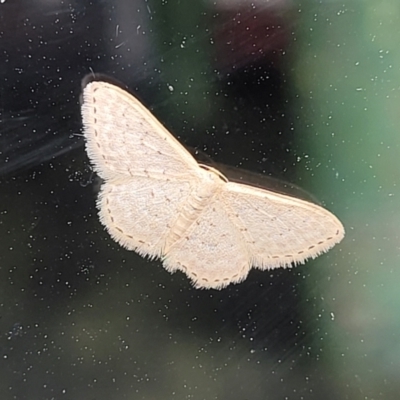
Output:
top-left (1, 1), bottom-right (399, 399)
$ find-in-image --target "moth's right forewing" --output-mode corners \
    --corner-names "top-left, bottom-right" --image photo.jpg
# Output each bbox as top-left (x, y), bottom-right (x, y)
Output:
top-left (222, 182), bottom-right (345, 269)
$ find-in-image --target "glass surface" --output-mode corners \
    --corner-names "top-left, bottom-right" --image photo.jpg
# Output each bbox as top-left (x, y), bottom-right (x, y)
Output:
top-left (1, 0), bottom-right (399, 399)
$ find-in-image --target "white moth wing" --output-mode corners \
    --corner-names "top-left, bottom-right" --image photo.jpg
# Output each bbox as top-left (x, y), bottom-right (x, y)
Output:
top-left (163, 198), bottom-right (251, 290)
top-left (82, 81), bottom-right (202, 260)
top-left (221, 182), bottom-right (345, 269)
top-left (98, 177), bottom-right (195, 259)
top-left (82, 81), bottom-right (199, 181)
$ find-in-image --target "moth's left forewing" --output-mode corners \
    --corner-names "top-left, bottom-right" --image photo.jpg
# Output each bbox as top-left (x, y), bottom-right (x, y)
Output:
top-left (81, 82), bottom-right (200, 181)
top-left (221, 182), bottom-right (345, 270)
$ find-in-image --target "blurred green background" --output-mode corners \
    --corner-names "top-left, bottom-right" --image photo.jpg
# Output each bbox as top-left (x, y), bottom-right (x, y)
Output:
top-left (293, 1), bottom-right (400, 397)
